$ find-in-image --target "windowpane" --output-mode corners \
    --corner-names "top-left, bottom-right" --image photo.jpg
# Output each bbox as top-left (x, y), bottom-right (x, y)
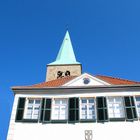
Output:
top-left (28, 99), bottom-right (34, 104)
top-left (136, 97), bottom-right (140, 101)
top-left (107, 97), bottom-right (125, 119)
top-left (35, 100), bottom-right (41, 104)
top-left (80, 98), bottom-right (96, 120)
top-left (24, 99), bottom-right (41, 120)
top-left (89, 99), bottom-right (94, 103)
top-left (82, 99), bottom-right (87, 103)
top-left (51, 99), bottom-right (68, 120)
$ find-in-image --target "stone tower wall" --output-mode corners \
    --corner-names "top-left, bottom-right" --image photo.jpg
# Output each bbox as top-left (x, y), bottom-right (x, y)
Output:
top-left (46, 64), bottom-right (82, 81)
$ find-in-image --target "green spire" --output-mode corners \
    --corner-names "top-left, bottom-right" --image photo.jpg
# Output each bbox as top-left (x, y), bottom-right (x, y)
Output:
top-left (49, 31), bottom-right (80, 65)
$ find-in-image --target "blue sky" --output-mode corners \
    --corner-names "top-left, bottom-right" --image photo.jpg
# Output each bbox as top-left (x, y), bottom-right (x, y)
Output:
top-left (1, 0), bottom-right (140, 139)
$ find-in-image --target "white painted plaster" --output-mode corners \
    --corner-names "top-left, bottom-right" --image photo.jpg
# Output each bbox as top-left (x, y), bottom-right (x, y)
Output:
top-left (63, 73), bottom-right (110, 86)
top-left (7, 90), bottom-right (140, 140)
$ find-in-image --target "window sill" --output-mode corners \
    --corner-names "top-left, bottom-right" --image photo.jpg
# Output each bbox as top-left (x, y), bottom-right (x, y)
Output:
top-left (15, 119), bottom-right (38, 123)
top-left (126, 118), bottom-right (138, 122)
top-left (97, 120), bottom-right (108, 123)
top-left (109, 118), bottom-right (125, 122)
top-left (51, 120), bottom-right (67, 123)
top-left (22, 119), bottom-right (38, 123)
top-left (80, 119), bottom-right (96, 123)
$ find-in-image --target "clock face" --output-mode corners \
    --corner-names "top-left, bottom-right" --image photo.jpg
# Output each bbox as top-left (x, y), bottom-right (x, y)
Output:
top-left (57, 70), bottom-right (70, 79)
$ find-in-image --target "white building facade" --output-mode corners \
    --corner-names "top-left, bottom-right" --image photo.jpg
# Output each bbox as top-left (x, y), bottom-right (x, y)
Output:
top-left (7, 31), bottom-right (140, 140)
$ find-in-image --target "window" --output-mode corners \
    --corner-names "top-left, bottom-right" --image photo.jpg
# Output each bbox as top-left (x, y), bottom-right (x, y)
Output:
top-left (107, 97), bottom-right (125, 120)
top-left (51, 99), bottom-right (68, 120)
top-left (24, 99), bottom-right (41, 120)
top-left (135, 97), bottom-right (140, 118)
top-left (80, 98), bottom-right (96, 121)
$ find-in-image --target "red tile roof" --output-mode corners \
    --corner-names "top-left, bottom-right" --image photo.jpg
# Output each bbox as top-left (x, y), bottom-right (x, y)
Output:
top-left (13, 76), bottom-right (76, 88)
top-left (12, 74), bottom-right (140, 89)
top-left (96, 75), bottom-right (140, 85)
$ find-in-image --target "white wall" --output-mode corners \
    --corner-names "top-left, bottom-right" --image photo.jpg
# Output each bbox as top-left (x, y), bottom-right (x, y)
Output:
top-left (12, 121), bottom-right (140, 140)
top-left (7, 90), bottom-right (140, 140)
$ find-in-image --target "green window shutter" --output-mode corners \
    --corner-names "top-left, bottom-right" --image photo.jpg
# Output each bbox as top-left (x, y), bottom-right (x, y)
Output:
top-left (39, 98), bottom-right (45, 122)
top-left (124, 96), bottom-right (137, 121)
top-left (68, 97), bottom-right (79, 123)
top-left (43, 98), bottom-right (52, 123)
top-left (97, 97), bottom-right (108, 122)
top-left (15, 97), bottom-right (26, 122)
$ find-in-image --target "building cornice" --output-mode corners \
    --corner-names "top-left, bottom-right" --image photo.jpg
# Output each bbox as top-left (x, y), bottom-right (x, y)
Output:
top-left (12, 84), bottom-right (140, 95)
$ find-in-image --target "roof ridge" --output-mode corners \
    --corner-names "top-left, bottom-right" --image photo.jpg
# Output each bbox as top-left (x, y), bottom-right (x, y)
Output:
top-left (96, 74), bottom-right (140, 84)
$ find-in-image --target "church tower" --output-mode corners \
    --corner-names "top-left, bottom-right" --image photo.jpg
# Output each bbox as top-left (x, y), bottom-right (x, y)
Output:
top-left (46, 31), bottom-right (82, 81)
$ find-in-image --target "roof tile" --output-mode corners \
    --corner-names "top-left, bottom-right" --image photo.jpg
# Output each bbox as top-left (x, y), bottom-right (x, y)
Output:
top-left (96, 75), bottom-right (140, 85)
top-left (12, 74), bottom-right (140, 89)
top-left (14, 76), bottom-right (76, 88)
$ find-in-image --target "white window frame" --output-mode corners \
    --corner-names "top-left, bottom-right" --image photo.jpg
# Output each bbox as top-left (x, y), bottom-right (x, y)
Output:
top-left (23, 98), bottom-right (41, 120)
top-left (51, 98), bottom-right (68, 120)
top-left (80, 98), bottom-right (96, 120)
top-left (107, 96), bottom-right (125, 119)
top-left (135, 96), bottom-right (140, 118)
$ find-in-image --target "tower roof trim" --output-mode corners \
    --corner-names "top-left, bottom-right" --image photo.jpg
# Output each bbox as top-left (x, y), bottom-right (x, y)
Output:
top-left (48, 31), bottom-right (80, 65)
